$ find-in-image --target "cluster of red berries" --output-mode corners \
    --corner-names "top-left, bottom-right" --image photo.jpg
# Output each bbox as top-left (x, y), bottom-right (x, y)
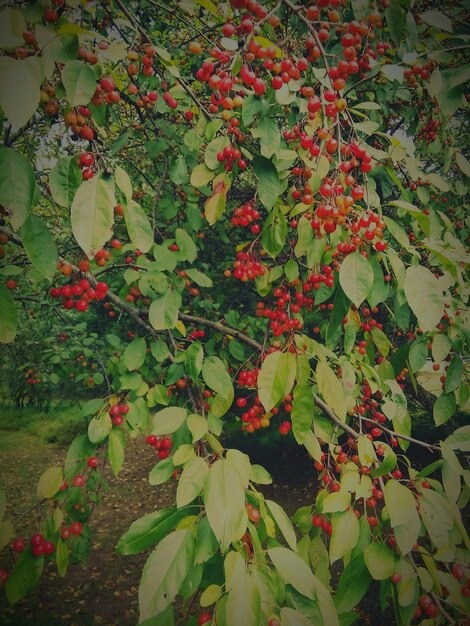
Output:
top-left (49, 279), bottom-right (109, 312)
top-left (19, 533), bottom-right (55, 557)
top-left (109, 403), bottom-right (129, 426)
top-left (60, 521), bottom-right (83, 540)
top-left (236, 395), bottom-right (268, 433)
top-left (78, 152), bottom-right (95, 180)
top-left (418, 116), bottom-right (440, 144)
top-left (404, 61), bottom-right (435, 87)
top-left (216, 144), bottom-right (246, 171)
top-left (237, 367), bottom-right (259, 388)
top-left (163, 91), bottom-right (178, 109)
top-left (145, 435), bottom-right (172, 459)
top-left (24, 368), bottom-right (41, 385)
top-left (232, 252), bottom-right (265, 281)
top-left (312, 513), bottom-right (333, 536)
top-left (188, 329), bottom-right (206, 342)
top-left (230, 202), bottom-right (260, 233)
top-left (91, 76), bottom-right (121, 108)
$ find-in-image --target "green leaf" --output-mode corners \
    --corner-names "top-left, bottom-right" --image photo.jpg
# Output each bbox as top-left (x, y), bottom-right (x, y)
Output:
top-left (204, 459), bottom-right (247, 552)
top-left (124, 200), bottom-right (153, 254)
top-left (433, 392), bottom-right (456, 426)
top-left (37, 466), bottom-right (63, 498)
top-left (323, 491), bottom-right (351, 514)
top-left (316, 362), bottom-right (348, 420)
top-left (149, 290), bottom-right (182, 331)
top-left (384, 480), bottom-right (416, 527)
top-left (185, 343), bottom-right (204, 380)
top-left (266, 500), bottom-right (297, 550)
top-left (185, 268), bottom-right (212, 287)
top-left (176, 456), bottom-right (208, 508)
top-left (404, 266), bottom-right (444, 333)
top-left (330, 509), bottom-right (360, 564)
top-left (5, 549), bottom-right (44, 605)
top-left (258, 351), bottom-right (297, 412)
top-left (117, 508), bottom-right (197, 556)
top-left (139, 529), bottom-right (194, 622)
top-left (61, 60), bottom-right (97, 106)
top-left (242, 93), bottom-right (270, 126)
top-left (148, 460), bottom-right (174, 487)
top-left (262, 206), bottom-right (287, 258)
top-left (281, 607), bottom-right (318, 626)
top-left (204, 192), bottom-right (226, 226)
top-left (420, 10), bottom-right (452, 31)
top-left (364, 543), bottom-right (395, 580)
top-left (190, 163), bottom-right (214, 188)
top-left (371, 327), bottom-right (391, 357)
top-left (175, 228), bottom-right (197, 263)
top-left (456, 151), bottom-right (470, 177)
top-left (56, 537), bottom-right (69, 577)
top-left (339, 253), bottom-right (374, 308)
top-left (123, 337), bottom-right (147, 371)
top-left (432, 334), bottom-right (451, 363)
top-left (291, 383), bottom-right (314, 445)
top-left (71, 175), bottom-right (115, 258)
top-left (0, 284), bottom-right (18, 343)
top-left (226, 554), bottom-right (261, 626)
top-left (384, 0), bottom-right (404, 44)
top-left (49, 157), bottom-right (82, 208)
top-left (445, 355), bottom-right (463, 394)
top-left (21, 216), bottom-right (58, 281)
top-left (64, 434), bottom-right (96, 481)
top-left (253, 156), bottom-right (281, 211)
top-left (250, 464), bottom-right (272, 484)
top-left (88, 414), bottom-right (112, 444)
top-left (0, 57), bottom-right (42, 131)
top-left (169, 155), bottom-right (188, 185)
top-left (202, 356), bottom-right (233, 399)
top-left (419, 489), bottom-right (453, 548)
top-left (108, 429), bottom-right (125, 476)
top-left (0, 8), bottom-right (27, 48)
top-left (251, 117), bottom-right (280, 158)
top-left (408, 341), bottom-right (427, 373)
top-left (0, 147), bottom-right (35, 229)
top-left (335, 555), bottom-right (372, 613)
top-left (268, 546), bottom-right (317, 599)
top-left (384, 217), bottom-right (418, 256)
top-left (152, 407), bottom-right (187, 435)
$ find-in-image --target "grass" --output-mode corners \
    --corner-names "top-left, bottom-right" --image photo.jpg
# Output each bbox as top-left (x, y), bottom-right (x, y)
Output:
top-left (0, 402), bottom-right (87, 447)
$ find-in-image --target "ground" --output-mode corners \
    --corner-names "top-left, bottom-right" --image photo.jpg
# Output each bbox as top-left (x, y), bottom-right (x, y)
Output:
top-left (1, 428), bottom-right (339, 626)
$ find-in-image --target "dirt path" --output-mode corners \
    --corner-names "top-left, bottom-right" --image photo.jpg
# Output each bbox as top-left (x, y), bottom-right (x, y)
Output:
top-left (0, 432), bottom-right (317, 626)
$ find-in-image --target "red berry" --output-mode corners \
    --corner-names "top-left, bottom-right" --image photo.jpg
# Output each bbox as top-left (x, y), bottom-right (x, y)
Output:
top-left (70, 522), bottom-right (83, 536)
top-left (87, 456), bottom-right (98, 468)
top-left (43, 541), bottom-right (55, 555)
top-left (31, 533), bottom-right (44, 547)
top-left (391, 573), bottom-right (401, 584)
top-left (11, 538), bottom-right (25, 553)
top-left (198, 613), bottom-right (212, 626)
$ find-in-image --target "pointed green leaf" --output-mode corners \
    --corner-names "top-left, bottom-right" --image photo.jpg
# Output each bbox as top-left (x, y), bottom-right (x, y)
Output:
top-left (21, 216), bottom-right (58, 280)
top-left (61, 60), bottom-right (97, 106)
top-left (71, 175), bottom-right (115, 258)
top-left (339, 253), bottom-right (374, 308)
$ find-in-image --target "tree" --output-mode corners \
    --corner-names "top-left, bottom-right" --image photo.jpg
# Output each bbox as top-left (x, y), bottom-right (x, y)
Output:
top-left (0, 0), bottom-right (469, 624)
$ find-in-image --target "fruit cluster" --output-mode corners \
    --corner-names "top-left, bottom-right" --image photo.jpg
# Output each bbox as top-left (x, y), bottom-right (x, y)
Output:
top-left (230, 202), bottom-right (261, 233)
top-left (145, 434), bottom-right (172, 459)
top-left (216, 144), bottom-right (246, 171)
top-left (49, 279), bottom-right (109, 312)
top-left (232, 252), bottom-right (265, 281)
top-left (109, 402), bottom-right (129, 426)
